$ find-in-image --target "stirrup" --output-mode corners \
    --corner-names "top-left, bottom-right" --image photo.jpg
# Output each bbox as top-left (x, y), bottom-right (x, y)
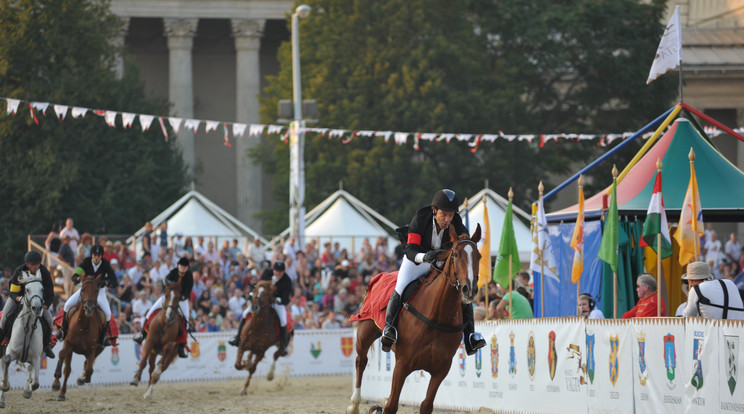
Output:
top-left (381, 326), bottom-right (397, 352)
top-left (465, 333), bottom-right (486, 356)
top-left (228, 336), bottom-right (239, 347)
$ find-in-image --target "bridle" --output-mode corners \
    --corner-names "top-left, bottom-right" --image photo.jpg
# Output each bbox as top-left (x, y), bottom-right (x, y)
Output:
top-left (21, 279), bottom-right (43, 318)
top-left (433, 238), bottom-right (478, 290)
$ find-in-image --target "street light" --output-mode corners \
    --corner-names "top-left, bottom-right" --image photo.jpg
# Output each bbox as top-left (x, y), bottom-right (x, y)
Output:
top-left (289, 4), bottom-right (311, 248)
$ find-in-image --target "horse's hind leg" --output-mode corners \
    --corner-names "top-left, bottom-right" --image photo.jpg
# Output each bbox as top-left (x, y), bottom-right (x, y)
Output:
top-left (130, 344), bottom-right (150, 386)
top-left (83, 354), bottom-right (96, 383)
top-left (77, 359), bottom-right (88, 386)
top-left (347, 321), bottom-right (380, 414)
top-left (267, 351), bottom-right (280, 381)
top-left (143, 352), bottom-right (158, 399)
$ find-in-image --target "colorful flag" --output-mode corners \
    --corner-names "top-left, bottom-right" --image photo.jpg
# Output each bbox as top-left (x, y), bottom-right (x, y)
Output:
top-left (647, 5), bottom-right (682, 84)
top-left (598, 178), bottom-right (619, 273)
top-left (493, 199), bottom-right (521, 287)
top-left (570, 182), bottom-right (585, 284)
top-left (477, 202), bottom-right (492, 290)
top-left (529, 197), bottom-right (559, 280)
top-left (640, 170), bottom-right (673, 259)
top-left (674, 159), bottom-right (704, 265)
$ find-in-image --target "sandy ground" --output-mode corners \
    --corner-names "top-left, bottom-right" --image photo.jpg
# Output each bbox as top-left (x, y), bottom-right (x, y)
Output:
top-left (0, 374), bottom-right (481, 414)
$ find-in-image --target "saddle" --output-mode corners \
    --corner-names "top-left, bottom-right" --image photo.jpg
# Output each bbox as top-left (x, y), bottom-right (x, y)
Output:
top-left (144, 309), bottom-right (188, 344)
top-left (0, 305), bottom-right (48, 346)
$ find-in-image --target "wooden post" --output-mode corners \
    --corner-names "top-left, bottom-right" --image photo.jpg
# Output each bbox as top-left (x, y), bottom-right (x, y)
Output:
top-left (577, 175), bottom-right (583, 316)
top-left (656, 157), bottom-right (663, 316)
top-left (689, 149), bottom-right (700, 261)
top-left (612, 165), bottom-right (618, 319)
top-left (539, 181), bottom-right (545, 318)
top-left (508, 187), bottom-right (514, 319)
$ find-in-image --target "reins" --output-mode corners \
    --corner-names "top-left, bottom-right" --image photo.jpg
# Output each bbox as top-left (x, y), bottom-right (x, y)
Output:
top-left (18, 279), bottom-right (42, 362)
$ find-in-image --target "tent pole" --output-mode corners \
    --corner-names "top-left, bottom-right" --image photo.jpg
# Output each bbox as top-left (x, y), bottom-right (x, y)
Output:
top-left (576, 282), bottom-right (580, 317)
top-left (540, 261), bottom-right (545, 318)
top-left (613, 272), bottom-right (618, 319)
top-left (542, 106), bottom-right (675, 203)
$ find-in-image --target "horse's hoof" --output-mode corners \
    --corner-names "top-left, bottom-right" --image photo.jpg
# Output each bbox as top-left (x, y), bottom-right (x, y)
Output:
top-left (368, 406), bottom-right (382, 414)
top-left (57, 395), bottom-right (66, 401)
top-left (51, 383), bottom-right (60, 391)
top-left (0, 401), bottom-right (4, 408)
top-left (22, 390), bottom-right (31, 399)
top-left (129, 380), bottom-right (139, 387)
top-left (0, 385), bottom-right (8, 393)
top-left (240, 390), bottom-right (247, 396)
top-left (32, 383), bottom-right (39, 391)
top-left (76, 378), bottom-right (85, 386)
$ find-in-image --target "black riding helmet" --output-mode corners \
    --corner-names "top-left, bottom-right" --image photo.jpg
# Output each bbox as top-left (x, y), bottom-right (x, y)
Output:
top-left (431, 189), bottom-right (459, 212)
top-left (91, 244), bottom-right (104, 255)
top-left (273, 260), bottom-right (286, 272)
top-left (24, 251), bottom-right (42, 265)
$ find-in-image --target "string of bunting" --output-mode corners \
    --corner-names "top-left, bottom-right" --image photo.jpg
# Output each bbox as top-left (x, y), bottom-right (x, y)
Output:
top-left (5, 96), bottom-right (743, 152)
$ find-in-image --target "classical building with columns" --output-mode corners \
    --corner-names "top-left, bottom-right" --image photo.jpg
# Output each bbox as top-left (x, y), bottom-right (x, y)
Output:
top-left (110, 0), bottom-right (292, 233)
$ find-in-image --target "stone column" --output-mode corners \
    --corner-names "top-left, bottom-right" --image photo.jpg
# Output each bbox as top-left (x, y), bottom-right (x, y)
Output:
top-left (164, 18), bottom-right (198, 175)
top-left (232, 19), bottom-right (265, 230)
top-left (113, 17), bottom-right (130, 79)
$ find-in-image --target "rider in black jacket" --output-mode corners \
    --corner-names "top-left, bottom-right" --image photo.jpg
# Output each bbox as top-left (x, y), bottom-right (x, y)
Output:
top-left (0, 251), bottom-right (56, 358)
top-left (381, 189), bottom-right (486, 356)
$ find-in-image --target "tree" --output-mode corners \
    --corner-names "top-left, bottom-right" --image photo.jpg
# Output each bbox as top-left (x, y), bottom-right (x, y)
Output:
top-left (254, 0), bottom-right (676, 233)
top-left (0, 0), bottom-right (188, 266)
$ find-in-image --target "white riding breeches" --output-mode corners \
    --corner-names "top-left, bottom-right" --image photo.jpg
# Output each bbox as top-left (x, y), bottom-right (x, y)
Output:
top-left (64, 287), bottom-right (111, 320)
top-left (241, 302), bottom-right (287, 327)
top-left (394, 256), bottom-right (431, 295)
top-left (145, 296), bottom-right (189, 321)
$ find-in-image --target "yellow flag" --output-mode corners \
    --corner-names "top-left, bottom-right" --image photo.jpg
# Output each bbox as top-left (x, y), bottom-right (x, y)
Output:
top-left (673, 157), bottom-right (704, 265)
top-left (570, 183), bottom-right (584, 284)
top-left (478, 203), bottom-right (491, 289)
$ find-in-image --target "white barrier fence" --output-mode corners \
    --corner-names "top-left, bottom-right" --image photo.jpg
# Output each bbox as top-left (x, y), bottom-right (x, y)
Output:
top-left (360, 318), bottom-right (744, 413)
top-left (4, 330), bottom-right (356, 389)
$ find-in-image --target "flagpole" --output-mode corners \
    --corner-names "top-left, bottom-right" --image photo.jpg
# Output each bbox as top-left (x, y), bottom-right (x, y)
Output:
top-left (656, 158), bottom-right (663, 316)
top-left (676, 5), bottom-right (684, 103)
top-left (464, 197), bottom-right (470, 233)
top-left (506, 189), bottom-right (514, 319)
top-left (539, 181), bottom-right (545, 318)
top-left (690, 149), bottom-right (699, 261)
top-left (576, 175), bottom-right (583, 316)
top-left (483, 196), bottom-right (489, 319)
top-left (612, 166), bottom-right (618, 319)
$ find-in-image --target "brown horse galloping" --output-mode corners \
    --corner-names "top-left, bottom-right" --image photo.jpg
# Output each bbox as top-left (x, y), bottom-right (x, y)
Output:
top-left (234, 280), bottom-right (293, 395)
top-left (347, 224), bottom-right (482, 414)
top-left (52, 274), bottom-right (106, 401)
top-left (130, 275), bottom-right (183, 398)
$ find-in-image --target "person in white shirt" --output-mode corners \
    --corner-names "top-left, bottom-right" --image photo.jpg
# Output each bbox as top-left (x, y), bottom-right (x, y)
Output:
top-left (59, 217), bottom-right (80, 254)
top-left (704, 231), bottom-right (723, 267)
top-left (202, 241), bottom-right (221, 264)
top-left (725, 233), bottom-right (741, 263)
top-left (682, 261), bottom-right (744, 320)
top-left (227, 288), bottom-right (246, 316)
top-left (248, 237), bottom-right (266, 264)
top-left (578, 293), bottom-right (604, 319)
top-left (131, 290), bottom-right (153, 319)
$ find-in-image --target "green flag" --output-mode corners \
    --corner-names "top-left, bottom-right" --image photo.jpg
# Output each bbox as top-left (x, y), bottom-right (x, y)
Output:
top-left (493, 200), bottom-right (521, 287)
top-left (598, 178), bottom-right (619, 273)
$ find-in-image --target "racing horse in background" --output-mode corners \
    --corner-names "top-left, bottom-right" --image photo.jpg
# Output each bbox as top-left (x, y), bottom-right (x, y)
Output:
top-left (234, 280), bottom-right (293, 396)
top-left (0, 271), bottom-right (45, 408)
top-left (52, 274), bottom-right (107, 401)
top-left (347, 224), bottom-right (482, 414)
top-left (130, 274), bottom-right (185, 398)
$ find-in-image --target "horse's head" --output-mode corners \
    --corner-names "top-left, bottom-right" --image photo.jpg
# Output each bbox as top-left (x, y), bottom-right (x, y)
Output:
top-left (80, 274), bottom-right (101, 316)
top-left (18, 270), bottom-right (44, 317)
top-left (163, 276), bottom-right (183, 323)
top-left (444, 223), bottom-right (482, 304)
top-left (250, 280), bottom-right (275, 314)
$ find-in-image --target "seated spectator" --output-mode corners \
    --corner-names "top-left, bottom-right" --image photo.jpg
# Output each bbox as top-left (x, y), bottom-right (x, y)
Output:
top-left (132, 290), bottom-right (152, 320)
top-left (578, 293), bottom-right (604, 319)
top-left (623, 274), bottom-right (666, 318)
top-left (496, 289), bottom-right (532, 319)
top-left (321, 311), bottom-right (342, 329)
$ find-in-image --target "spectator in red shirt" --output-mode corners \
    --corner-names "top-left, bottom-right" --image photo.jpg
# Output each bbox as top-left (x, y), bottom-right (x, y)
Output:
top-left (622, 274), bottom-right (666, 318)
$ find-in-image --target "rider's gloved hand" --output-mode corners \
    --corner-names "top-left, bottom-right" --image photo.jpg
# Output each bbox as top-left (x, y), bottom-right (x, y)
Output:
top-left (72, 274), bottom-right (80, 285)
top-left (275, 297), bottom-right (282, 304)
top-left (423, 249), bottom-right (446, 263)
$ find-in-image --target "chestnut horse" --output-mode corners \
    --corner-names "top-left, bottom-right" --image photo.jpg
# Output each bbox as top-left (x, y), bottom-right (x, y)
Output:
top-left (130, 275), bottom-right (183, 398)
top-left (347, 224), bottom-right (481, 414)
top-left (52, 274), bottom-right (106, 401)
top-left (234, 280), bottom-right (292, 395)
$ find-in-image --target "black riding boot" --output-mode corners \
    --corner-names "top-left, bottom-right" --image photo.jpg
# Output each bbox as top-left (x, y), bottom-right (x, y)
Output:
top-left (277, 325), bottom-right (289, 357)
top-left (100, 321), bottom-right (111, 347)
top-left (462, 304), bottom-right (486, 356)
top-left (42, 319), bottom-right (55, 359)
top-left (133, 329), bottom-right (147, 345)
top-left (57, 311), bottom-right (68, 341)
top-left (228, 317), bottom-right (246, 347)
top-left (381, 292), bottom-right (403, 352)
top-left (178, 343), bottom-right (188, 358)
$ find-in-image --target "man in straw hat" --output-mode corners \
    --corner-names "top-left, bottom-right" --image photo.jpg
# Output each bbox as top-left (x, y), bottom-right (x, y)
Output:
top-left (682, 261), bottom-right (744, 320)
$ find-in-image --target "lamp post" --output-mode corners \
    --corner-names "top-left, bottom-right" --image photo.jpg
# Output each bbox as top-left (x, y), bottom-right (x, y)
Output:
top-left (289, 4), bottom-right (311, 248)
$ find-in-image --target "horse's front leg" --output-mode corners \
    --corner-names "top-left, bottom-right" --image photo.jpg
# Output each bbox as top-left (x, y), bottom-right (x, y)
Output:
top-left (419, 369), bottom-right (449, 414)
top-left (58, 351), bottom-right (73, 401)
top-left (52, 343), bottom-right (67, 391)
top-left (130, 343), bottom-right (150, 386)
top-left (143, 351), bottom-right (158, 399)
top-left (23, 355), bottom-right (39, 399)
top-left (240, 351), bottom-right (264, 396)
top-left (84, 352), bottom-right (96, 383)
top-left (1, 354), bottom-right (11, 392)
top-left (382, 362), bottom-right (411, 414)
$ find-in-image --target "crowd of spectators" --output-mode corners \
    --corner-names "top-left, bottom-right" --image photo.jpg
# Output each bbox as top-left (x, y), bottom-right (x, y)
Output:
top-left (15, 218), bottom-right (407, 336)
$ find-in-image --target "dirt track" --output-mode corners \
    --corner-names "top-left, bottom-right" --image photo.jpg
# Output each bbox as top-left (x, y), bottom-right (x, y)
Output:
top-left (0, 374), bottom-right (481, 414)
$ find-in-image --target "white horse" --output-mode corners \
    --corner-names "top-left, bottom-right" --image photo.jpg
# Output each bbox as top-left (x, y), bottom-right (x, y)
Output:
top-left (0, 271), bottom-right (44, 408)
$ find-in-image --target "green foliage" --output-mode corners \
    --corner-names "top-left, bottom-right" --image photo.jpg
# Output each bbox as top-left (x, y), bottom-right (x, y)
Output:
top-left (255, 0), bottom-right (676, 234)
top-left (0, 0), bottom-right (187, 266)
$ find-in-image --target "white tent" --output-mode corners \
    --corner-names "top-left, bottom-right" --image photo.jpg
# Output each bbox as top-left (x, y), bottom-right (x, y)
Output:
top-left (128, 190), bottom-right (268, 257)
top-left (461, 188), bottom-right (532, 262)
top-left (279, 190), bottom-right (398, 258)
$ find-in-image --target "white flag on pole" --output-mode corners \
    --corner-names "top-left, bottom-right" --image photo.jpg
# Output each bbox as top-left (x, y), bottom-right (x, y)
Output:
top-left (647, 5), bottom-right (682, 84)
